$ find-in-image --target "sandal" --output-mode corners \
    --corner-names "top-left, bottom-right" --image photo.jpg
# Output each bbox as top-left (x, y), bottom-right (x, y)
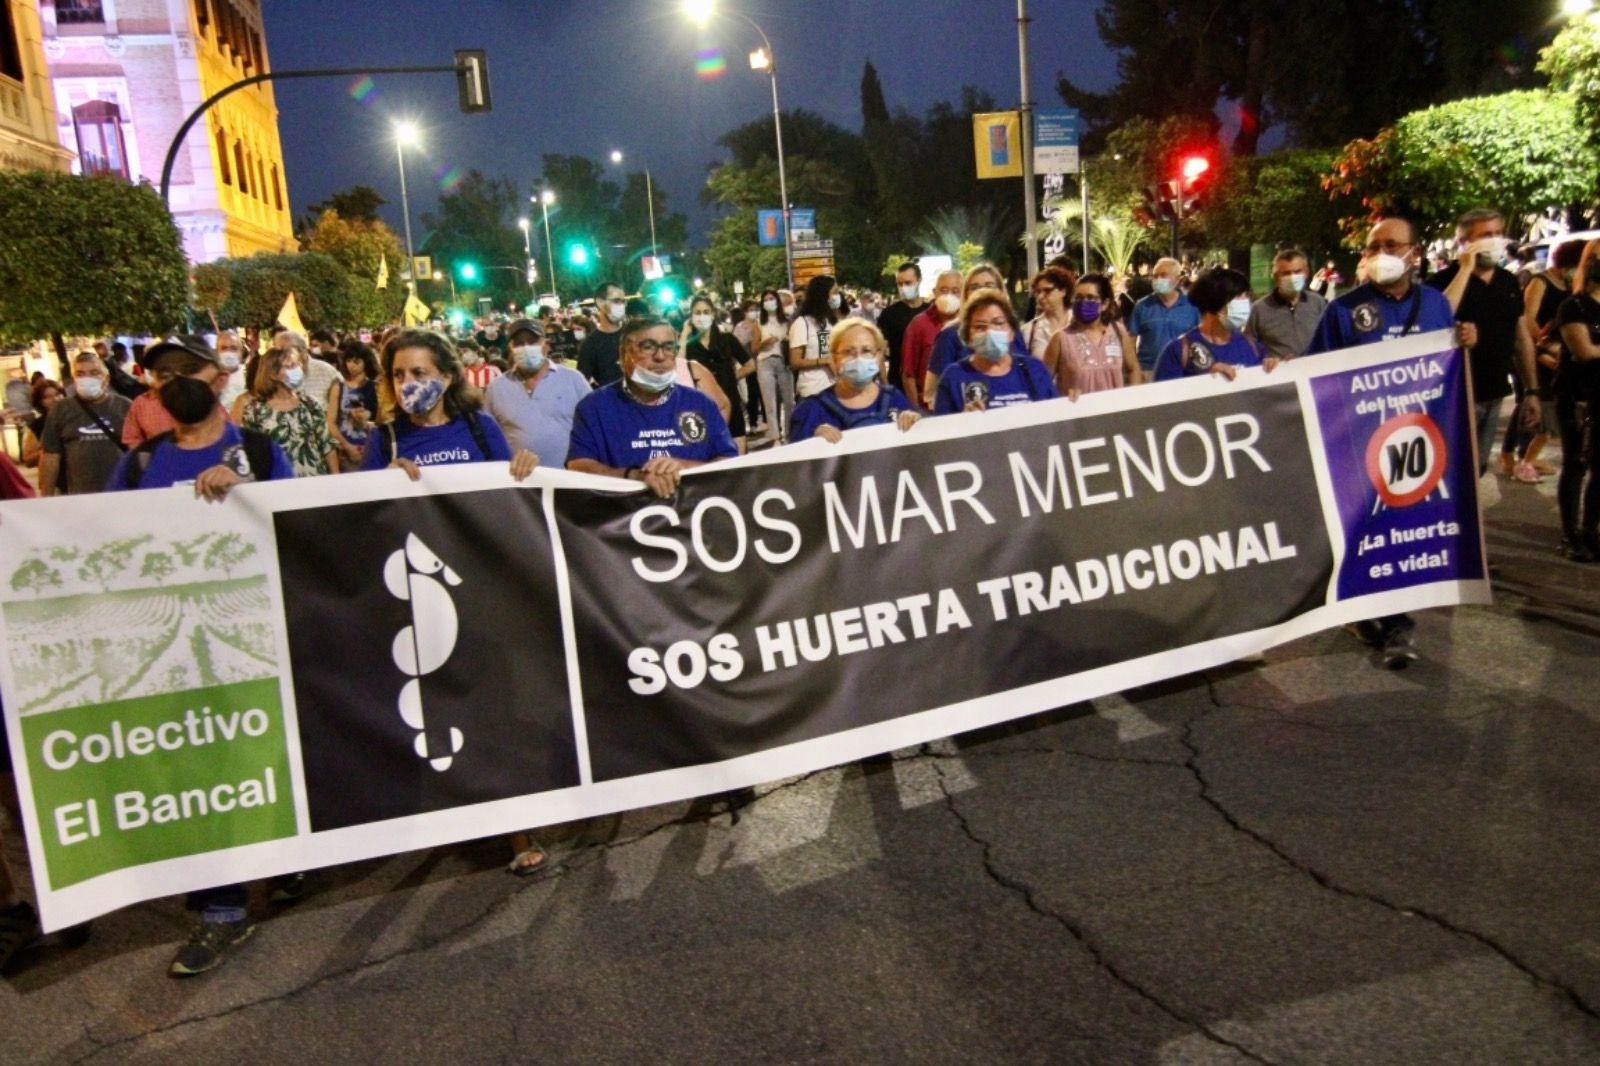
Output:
top-left (507, 832), bottom-right (548, 877)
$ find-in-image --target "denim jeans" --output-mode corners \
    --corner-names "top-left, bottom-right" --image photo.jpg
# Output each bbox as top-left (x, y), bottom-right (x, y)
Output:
top-left (756, 355), bottom-right (796, 443)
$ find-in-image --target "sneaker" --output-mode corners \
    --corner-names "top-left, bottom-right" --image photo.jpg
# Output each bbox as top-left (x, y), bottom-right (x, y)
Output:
top-left (268, 872), bottom-right (306, 905)
top-left (1381, 630), bottom-right (1420, 669)
top-left (168, 917), bottom-right (254, 977)
top-left (0, 901), bottom-right (41, 972)
top-left (1513, 461), bottom-right (1543, 484)
top-left (1345, 620), bottom-right (1385, 647)
top-left (1560, 537), bottom-right (1597, 563)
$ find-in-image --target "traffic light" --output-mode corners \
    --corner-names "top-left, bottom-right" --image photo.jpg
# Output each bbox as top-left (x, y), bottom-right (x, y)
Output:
top-left (656, 284), bottom-right (677, 306)
top-left (1176, 153), bottom-right (1212, 215)
top-left (566, 243), bottom-right (591, 268)
top-left (454, 49), bottom-right (492, 113)
top-left (1140, 183), bottom-right (1177, 223)
top-left (457, 261), bottom-right (480, 283)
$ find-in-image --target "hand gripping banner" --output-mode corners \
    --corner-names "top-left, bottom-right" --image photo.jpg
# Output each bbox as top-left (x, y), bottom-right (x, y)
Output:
top-left (0, 332), bottom-right (1490, 929)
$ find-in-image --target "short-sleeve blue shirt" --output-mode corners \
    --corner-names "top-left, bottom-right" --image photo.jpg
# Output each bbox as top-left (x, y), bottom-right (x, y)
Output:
top-left (107, 422), bottom-right (294, 490)
top-left (933, 356), bottom-right (1058, 414)
top-left (1153, 328), bottom-right (1266, 381)
top-left (789, 385), bottom-right (913, 442)
top-left (1306, 280), bottom-right (1456, 354)
top-left (1129, 292), bottom-right (1201, 370)
top-left (359, 411), bottom-right (513, 471)
top-left (566, 381), bottom-right (738, 468)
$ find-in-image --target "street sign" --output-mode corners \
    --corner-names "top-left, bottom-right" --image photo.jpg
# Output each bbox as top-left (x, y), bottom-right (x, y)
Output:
top-left (791, 235), bottom-right (836, 286)
top-left (641, 256), bottom-right (663, 280)
top-left (973, 111), bottom-right (1023, 179)
top-left (1034, 107), bottom-right (1080, 175)
top-left (789, 208), bottom-right (816, 237)
top-left (412, 256), bottom-right (432, 280)
top-left (756, 210), bottom-right (784, 247)
top-left (791, 238), bottom-right (834, 254)
top-left (732, 280), bottom-right (745, 295)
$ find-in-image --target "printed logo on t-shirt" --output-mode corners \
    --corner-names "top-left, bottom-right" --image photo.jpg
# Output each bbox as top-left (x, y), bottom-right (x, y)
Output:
top-left (1188, 343), bottom-right (1213, 371)
top-left (1352, 302), bottom-right (1381, 333)
top-left (677, 410), bottom-right (707, 444)
top-left (220, 442), bottom-right (256, 481)
top-left (962, 380), bottom-right (991, 407)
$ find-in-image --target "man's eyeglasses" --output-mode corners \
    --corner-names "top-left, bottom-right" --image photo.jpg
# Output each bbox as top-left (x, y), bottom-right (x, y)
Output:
top-left (633, 340), bottom-right (681, 356)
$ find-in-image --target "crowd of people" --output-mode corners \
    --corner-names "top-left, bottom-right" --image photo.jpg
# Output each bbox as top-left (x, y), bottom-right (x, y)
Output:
top-left (2, 207), bottom-right (1598, 980)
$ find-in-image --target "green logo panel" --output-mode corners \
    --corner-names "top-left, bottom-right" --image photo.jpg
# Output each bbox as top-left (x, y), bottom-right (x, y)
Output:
top-left (20, 678), bottom-right (295, 889)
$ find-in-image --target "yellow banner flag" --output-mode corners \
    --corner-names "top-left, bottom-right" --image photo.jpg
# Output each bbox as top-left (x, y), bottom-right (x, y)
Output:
top-left (277, 292), bottom-right (307, 335)
top-left (403, 291), bottom-right (431, 326)
top-left (376, 254), bottom-right (389, 290)
top-left (973, 111), bottom-right (1023, 179)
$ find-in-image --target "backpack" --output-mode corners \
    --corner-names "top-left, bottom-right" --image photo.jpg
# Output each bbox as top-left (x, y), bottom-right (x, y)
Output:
top-left (122, 428), bottom-right (276, 490)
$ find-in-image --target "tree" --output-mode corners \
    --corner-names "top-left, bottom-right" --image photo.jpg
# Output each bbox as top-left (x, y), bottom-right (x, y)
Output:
top-left (1539, 14), bottom-right (1600, 153)
top-left (1323, 91), bottom-right (1600, 244)
top-left (1206, 149), bottom-right (1349, 259)
top-left (10, 559), bottom-right (62, 598)
top-left (205, 253), bottom-right (360, 330)
top-left (140, 552), bottom-right (176, 583)
top-left (914, 205), bottom-right (1014, 269)
top-left (302, 185), bottom-right (387, 226)
top-left (203, 533), bottom-right (255, 578)
top-left (420, 170), bottom-right (526, 307)
top-left (0, 172), bottom-right (187, 352)
top-left (300, 208), bottom-right (406, 325)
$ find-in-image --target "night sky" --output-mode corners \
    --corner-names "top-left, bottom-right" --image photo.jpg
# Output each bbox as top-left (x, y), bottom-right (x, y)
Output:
top-left (261, 0), bottom-right (1115, 243)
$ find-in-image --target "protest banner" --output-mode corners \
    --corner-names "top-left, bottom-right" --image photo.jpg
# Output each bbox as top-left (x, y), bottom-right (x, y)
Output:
top-left (0, 332), bottom-right (1489, 929)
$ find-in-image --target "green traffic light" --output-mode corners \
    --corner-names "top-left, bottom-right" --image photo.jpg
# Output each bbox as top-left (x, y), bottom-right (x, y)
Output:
top-left (657, 285), bottom-right (676, 305)
top-left (458, 262), bottom-right (480, 282)
top-left (567, 244), bottom-right (590, 267)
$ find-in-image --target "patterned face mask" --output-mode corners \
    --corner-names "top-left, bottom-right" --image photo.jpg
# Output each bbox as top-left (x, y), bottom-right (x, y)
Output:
top-left (399, 378), bottom-right (445, 415)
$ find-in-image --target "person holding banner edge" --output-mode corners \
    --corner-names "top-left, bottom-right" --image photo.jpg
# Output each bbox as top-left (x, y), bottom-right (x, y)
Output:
top-left (789, 319), bottom-right (921, 443)
top-left (1306, 216), bottom-right (1475, 669)
top-left (567, 315), bottom-right (738, 498)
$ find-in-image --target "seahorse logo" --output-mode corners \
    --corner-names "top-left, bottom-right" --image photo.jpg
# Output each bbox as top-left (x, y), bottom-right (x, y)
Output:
top-left (384, 533), bottom-right (464, 772)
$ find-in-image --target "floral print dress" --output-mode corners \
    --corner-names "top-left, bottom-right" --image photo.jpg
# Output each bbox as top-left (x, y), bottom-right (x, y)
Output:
top-left (240, 395), bottom-right (336, 477)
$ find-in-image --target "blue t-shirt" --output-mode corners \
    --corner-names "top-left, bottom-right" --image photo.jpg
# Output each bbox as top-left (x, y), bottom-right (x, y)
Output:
top-left (1153, 328), bottom-right (1266, 381)
top-left (933, 356), bottom-right (1058, 414)
top-left (1306, 281), bottom-right (1455, 354)
top-left (107, 422), bottom-right (294, 490)
top-left (359, 411), bottom-right (513, 471)
top-left (927, 324), bottom-right (1031, 378)
top-left (566, 381), bottom-right (738, 469)
top-left (789, 385), bottom-right (913, 442)
top-left (1129, 292), bottom-right (1201, 370)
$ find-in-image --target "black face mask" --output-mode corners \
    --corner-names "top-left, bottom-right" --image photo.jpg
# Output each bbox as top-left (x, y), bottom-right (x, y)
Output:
top-left (159, 375), bottom-right (218, 424)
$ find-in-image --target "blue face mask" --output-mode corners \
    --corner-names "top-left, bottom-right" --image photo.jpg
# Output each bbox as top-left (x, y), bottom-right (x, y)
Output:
top-left (399, 378), bottom-right (445, 415)
top-left (630, 366), bottom-right (676, 394)
top-left (282, 366), bottom-right (305, 390)
top-left (973, 328), bottom-right (1010, 361)
top-left (1152, 277), bottom-right (1175, 296)
top-left (513, 344), bottom-right (545, 373)
top-left (1225, 296), bottom-right (1252, 331)
top-left (841, 356), bottom-right (879, 385)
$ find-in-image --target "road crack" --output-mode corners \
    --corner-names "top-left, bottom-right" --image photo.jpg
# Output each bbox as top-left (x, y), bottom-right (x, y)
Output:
top-left (1190, 676), bottom-right (1600, 1023)
top-left (932, 759), bottom-right (1278, 1064)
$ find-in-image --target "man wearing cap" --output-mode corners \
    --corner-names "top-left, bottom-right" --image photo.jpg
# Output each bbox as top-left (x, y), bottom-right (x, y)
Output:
top-left (38, 351), bottom-right (131, 497)
top-left (484, 317), bottom-right (591, 467)
top-left (122, 331), bottom-right (245, 448)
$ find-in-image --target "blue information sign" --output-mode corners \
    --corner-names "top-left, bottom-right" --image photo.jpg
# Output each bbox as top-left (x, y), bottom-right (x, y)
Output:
top-left (1033, 108), bottom-right (1080, 174)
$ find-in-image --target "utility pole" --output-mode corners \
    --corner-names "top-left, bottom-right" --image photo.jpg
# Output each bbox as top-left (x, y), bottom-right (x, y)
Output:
top-left (1017, 0), bottom-right (1039, 278)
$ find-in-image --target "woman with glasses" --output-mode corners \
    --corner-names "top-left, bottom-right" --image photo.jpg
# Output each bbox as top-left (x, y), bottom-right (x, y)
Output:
top-left (1024, 266), bottom-right (1076, 360)
top-left (789, 320), bottom-right (921, 444)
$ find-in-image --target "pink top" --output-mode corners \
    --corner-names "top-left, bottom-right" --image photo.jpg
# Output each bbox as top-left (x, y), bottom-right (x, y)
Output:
top-left (1057, 328), bottom-right (1127, 395)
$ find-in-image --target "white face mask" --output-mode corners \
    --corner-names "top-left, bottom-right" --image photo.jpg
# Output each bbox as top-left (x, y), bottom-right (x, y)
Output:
top-left (218, 348), bottom-right (241, 371)
top-left (309, 345), bottom-right (322, 356)
top-left (692, 313), bottom-right (714, 332)
top-left (74, 375), bottom-right (104, 400)
top-left (899, 283), bottom-right (919, 301)
top-left (573, 328), bottom-right (586, 341)
top-left (1277, 273), bottom-right (1306, 297)
top-left (513, 344), bottom-right (546, 373)
top-left (1225, 296), bottom-right (1252, 330)
top-left (745, 309), bottom-right (760, 321)
top-left (828, 293), bottom-right (842, 310)
top-left (763, 300), bottom-right (778, 313)
top-left (936, 293), bottom-right (961, 315)
top-left (606, 301), bottom-right (626, 324)
top-left (1468, 235), bottom-right (1509, 270)
top-left (1368, 249), bottom-right (1411, 285)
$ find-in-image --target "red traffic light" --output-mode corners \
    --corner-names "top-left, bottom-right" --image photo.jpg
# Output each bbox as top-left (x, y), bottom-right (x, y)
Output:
top-left (1181, 155), bottom-right (1210, 182)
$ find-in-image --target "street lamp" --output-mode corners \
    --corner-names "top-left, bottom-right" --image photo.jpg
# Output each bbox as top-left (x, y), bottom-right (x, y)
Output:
top-left (532, 188), bottom-right (558, 299)
top-left (1562, 0), bottom-right (1594, 16)
top-left (683, 0), bottom-right (793, 289)
top-left (392, 119), bottom-right (420, 290)
top-left (432, 268), bottom-right (456, 304)
top-left (608, 149), bottom-right (659, 260)
top-left (517, 216), bottom-right (534, 299)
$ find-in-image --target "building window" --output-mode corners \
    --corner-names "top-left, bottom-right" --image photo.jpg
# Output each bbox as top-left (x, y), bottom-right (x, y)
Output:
top-left (0, 6), bottom-right (22, 82)
top-left (194, 0), bottom-right (208, 33)
top-left (271, 164), bottom-right (283, 210)
top-left (233, 141), bottom-right (248, 195)
top-left (71, 100), bottom-right (129, 179)
top-left (250, 29), bottom-right (264, 74)
top-left (55, 1), bottom-right (106, 25)
top-left (215, 125), bottom-right (231, 184)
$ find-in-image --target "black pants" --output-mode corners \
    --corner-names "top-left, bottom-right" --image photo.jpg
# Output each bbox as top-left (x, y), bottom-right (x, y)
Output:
top-left (1556, 391), bottom-right (1600, 539)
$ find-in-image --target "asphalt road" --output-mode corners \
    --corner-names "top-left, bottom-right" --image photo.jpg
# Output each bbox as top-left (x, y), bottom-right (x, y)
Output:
top-left (4, 462), bottom-right (1600, 1065)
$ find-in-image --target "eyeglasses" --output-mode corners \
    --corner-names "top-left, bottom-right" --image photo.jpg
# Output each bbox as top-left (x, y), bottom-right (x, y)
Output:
top-left (632, 340), bottom-right (680, 356)
top-left (1363, 241), bottom-right (1412, 255)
